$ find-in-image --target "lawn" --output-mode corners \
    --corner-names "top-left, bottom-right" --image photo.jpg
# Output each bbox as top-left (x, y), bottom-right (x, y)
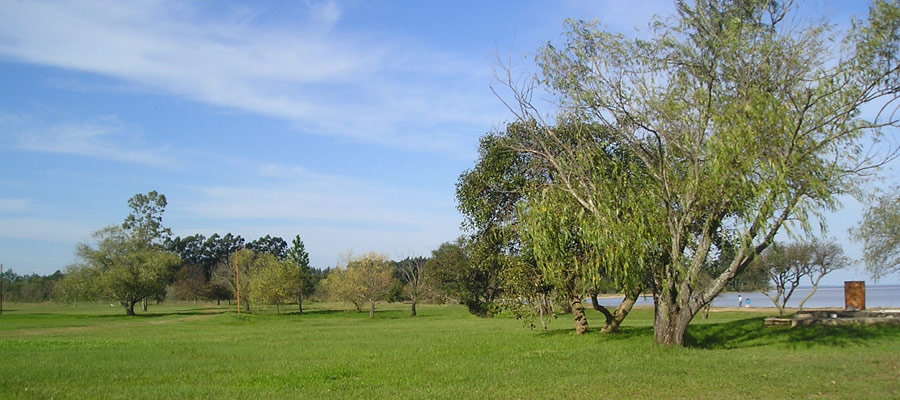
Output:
top-left (1, 302), bottom-right (898, 399)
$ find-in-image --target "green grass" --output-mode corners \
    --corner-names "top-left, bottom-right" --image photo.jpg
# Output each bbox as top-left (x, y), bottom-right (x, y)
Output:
top-left (1, 302), bottom-right (898, 399)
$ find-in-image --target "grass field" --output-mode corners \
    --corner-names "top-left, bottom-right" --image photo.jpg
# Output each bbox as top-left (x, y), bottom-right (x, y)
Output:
top-left (1, 302), bottom-right (898, 399)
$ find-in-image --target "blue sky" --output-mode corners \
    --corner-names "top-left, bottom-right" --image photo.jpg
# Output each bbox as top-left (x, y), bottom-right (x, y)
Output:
top-left (0, 0), bottom-right (896, 285)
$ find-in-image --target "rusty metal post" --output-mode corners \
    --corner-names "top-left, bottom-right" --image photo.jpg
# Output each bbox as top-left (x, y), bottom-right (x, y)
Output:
top-left (844, 281), bottom-right (865, 311)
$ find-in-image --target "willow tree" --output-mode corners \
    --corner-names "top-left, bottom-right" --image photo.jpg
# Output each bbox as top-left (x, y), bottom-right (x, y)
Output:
top-left (460, 121), bottom-right (651, 331)
top-left (501, 0), bottom-right (900, 345)
top-left (852, 187), bottom-right (900, 279)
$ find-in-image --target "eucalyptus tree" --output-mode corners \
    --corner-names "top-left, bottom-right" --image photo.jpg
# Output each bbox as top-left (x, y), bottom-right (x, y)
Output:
top-left (247, 235), bottom-right (288, 261)
top-left (122, 190), bottom-right (172, 247)
top-left (501, 0), bottom-right (900, 345)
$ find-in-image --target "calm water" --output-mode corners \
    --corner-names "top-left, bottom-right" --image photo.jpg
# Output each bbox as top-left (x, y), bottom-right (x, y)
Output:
top-left (593, 284), bottom-right (900, 309)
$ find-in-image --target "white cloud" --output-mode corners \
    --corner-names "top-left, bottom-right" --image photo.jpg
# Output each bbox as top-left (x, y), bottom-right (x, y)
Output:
top-left (0, 1), bottom-right (500, 154)
top-left (12, 116), bottom-right (175, 166)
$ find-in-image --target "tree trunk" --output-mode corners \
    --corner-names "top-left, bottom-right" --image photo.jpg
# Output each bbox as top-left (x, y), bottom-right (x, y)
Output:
top-left (297, 294), bottom-right (303, 314)
top-left (141, 297), bottom-right (148, 312)
top-left (570, 293), bottom-right (589, 335)
top-left (275, 303), bottom-right (280, 315)
top-left (653, 300), bottom-right (692, 346)
top-left (601, 286), bottom-right (642, 333)
top-left (411, 300), bottom-right (417, 317)
top-left (796, 275), bottom-right (825, 312)
top-left (369, 300), bottom-right (375, 318)
top-left (124, 301), bottom-right (137, 316)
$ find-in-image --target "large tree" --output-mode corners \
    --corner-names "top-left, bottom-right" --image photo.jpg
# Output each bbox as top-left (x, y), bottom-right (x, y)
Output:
top-left (852, 187), bottom-right (900, 280)
top-left (75, 191), bottom-right (181, 315)
top-left (501, 0), bottom-right (900, 345)
top-left (77, 226), bottom-right (180, 315)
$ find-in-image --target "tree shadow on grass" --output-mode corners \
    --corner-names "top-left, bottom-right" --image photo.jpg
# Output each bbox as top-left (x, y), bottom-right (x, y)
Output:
top-left (685, 316), bottom-right (900, 349)
top-left (535, 325), bottom-right (654, 339)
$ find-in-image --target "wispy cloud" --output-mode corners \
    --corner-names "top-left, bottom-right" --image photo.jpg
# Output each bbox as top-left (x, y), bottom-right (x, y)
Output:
top-left (180, 162), bottom-right (453, 227)
top-left (11, 115), bottom-right (175, 166)
top-left (0, 1), bottom-right (500, 154)
top-left (0, 198), bottom-right (31, 212)
top-left (0, 217), bottom-right (92, 243)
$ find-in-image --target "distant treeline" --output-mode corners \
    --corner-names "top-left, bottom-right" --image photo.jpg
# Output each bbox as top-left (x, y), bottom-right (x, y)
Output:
top-left (0, 269), bottom-right (63, 303)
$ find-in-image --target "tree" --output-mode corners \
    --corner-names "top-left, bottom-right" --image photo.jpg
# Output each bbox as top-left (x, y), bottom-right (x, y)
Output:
top-left (250, 256), bottom-right (295, 314)
top-left (426, 239), bottom-right (501, 317)
top-left (286, 235), bottom-right (315, 313)
top-left (753, 243), bottom-right (808, 315)
top-left (398, 256), bottom-right (427, 316)
top-left (500, 0), bottom-right (900, 345)
top-left (753, 240), bottom-right (849, 314)
top-left (352, 253), bottom-right (395, 318)
top-left (170, 264), bottom-right (208, 304)
top-left (211, 249), bottom-right (266, 312)
top-left (851, 187), bottom-right (900, 280)
top-left (324, 252), bottom-right (395, 317)
top-left (77, 226), bottom-right (180, 315)
top-left (459, 121), bottom-right (649, 332)
top-left (123, 190), bottom-right (175, 311)
top-left (796, 239), bottom-right (850, 311)
top-left (247, 235), bottom-right (288, 260)
top-left (322, 266), bottom-right (366, 312)
top-left (55, 264), bottom-right (102, 305)
top-left (123, 190), bottom-right (172, 246)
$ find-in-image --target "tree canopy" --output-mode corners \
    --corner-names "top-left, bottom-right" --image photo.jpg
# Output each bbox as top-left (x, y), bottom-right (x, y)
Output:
top-left (495, 0), bottom-right (900, 345)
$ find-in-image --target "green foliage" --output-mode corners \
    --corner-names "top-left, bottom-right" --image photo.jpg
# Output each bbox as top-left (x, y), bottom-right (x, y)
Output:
top-left (250, 256), bottom-right (297, 314)
top-left (166, 232), bottom-right (245, 281)
top-left (211, 248), bottom-right (270, 312)
top-left (851, 187), bottom-right (900, 280)
top-left (0, 269), bottom-right (63, 303)
top-left (504, 0), bottom-right (900, 344)
top-left (286, 235), bottom-right (316, 303)
top-left (77, 226), bottom-right (181, 314)
top-left (247, 235), bottom-right (288, 260)
top-left (122, 190), bottom-right (172, 246)
top-left (323, 252), bottom-right (396, 316)
top-left (426, 239), bottom-right (499, 317)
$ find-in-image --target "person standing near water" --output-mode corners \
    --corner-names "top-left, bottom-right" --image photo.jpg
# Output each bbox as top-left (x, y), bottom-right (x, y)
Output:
top-left (738, 295), bottom-right (742, 308)
top-left (745, 298), bottom-right (751, 308)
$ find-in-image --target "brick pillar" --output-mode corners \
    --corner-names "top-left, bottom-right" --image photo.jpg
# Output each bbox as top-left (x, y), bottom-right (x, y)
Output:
top-left (844, 281), bottom-right (865, 311)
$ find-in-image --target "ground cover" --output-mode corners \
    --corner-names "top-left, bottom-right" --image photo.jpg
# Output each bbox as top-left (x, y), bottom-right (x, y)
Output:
top-left (1, 303), bottom-right (898, 399)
